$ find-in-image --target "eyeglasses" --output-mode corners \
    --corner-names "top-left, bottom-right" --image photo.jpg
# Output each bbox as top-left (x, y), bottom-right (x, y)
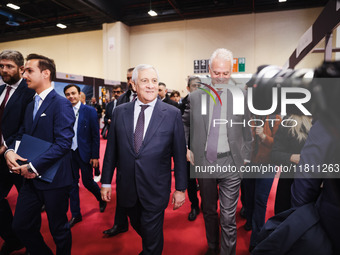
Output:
top-left (113, 91), bottom-right (122, 94)
top-left (127, 77), bottom-right (132, 80)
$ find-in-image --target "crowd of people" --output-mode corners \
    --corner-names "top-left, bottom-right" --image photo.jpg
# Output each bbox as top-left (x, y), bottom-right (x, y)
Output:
top-left (0, 48), bottom-right (339, 255)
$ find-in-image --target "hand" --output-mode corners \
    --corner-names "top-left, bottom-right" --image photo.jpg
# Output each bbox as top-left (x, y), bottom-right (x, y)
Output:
top-left (172, 190), bottom-right (185, 210)
top-left (108, 119), bottom-right (111, 124)
top-left (0, 145), bottom-right (6, 155)
top-left (5, 151), bottom-right (27, 173)
top-left (101, 186), bottom-right (111, 202)
top-left (11, 164), bottom-right (37, 179)
top-left (186, 149), bottom-right (194, 165)
top-left (90, 159), bottom-right (99, 168)
top-left (290, 154), bottom-right (300, 164)
top-left (255, 127), bottom-right (265, 140)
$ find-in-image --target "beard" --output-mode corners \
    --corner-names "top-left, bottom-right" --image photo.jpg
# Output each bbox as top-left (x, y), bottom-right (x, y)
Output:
top-left (1, 72), bottom-right (20, 85)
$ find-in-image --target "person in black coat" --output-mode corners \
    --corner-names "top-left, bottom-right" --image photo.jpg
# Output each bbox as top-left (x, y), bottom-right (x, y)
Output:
top-left (158, 82), bottom-right (178, 108)
top-left (271, 115), bottom-right (312, 214)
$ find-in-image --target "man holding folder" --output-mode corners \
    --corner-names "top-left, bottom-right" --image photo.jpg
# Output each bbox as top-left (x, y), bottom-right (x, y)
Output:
top-left (4, 54), bottom-right (75, 255)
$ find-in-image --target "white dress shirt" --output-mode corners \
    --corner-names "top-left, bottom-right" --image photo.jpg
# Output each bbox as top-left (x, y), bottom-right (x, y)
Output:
top-left (133, 98), bottom-right (157, 139)
top-left (71, 101), bottom-right (81, 150)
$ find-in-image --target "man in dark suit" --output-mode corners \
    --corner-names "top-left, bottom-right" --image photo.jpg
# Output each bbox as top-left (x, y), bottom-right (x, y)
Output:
top-left (183, 48), bottom-right (252, 255)
top-left (116, 67), bottom-right (136, 105)
top-left (4, 54), bottom-right (75, 255)
top-left (158, 82), bottom-right (179, 108)
top-left (64, 84), bottom-right (106, 228)
top-left (103, 68), bottom-right (136, 237)
top-left (180, 76), bottom-right (201, 221)
top-left (0, 50), bottom-right (35, 254)
top-left (101, 64), bottom-right (187, 254)
top-left (104, 85), bottom-right (123, 127)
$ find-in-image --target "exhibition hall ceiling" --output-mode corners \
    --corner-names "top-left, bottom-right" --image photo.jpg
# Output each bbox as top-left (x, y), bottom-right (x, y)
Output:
top-left (0, 0), bottom-right (328, 42)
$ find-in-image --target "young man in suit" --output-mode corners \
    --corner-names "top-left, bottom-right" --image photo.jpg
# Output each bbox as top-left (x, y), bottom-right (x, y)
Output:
top-left (4, 54), bottom-right (75, 255)
top-left (0, 50), bottom-right (35, 254)
top-left (64, 84), bottom-right (106, 227)
top-left (104, 85), bottom-right (123, 127)
top-left (101, 64), bottom-right (187, 254)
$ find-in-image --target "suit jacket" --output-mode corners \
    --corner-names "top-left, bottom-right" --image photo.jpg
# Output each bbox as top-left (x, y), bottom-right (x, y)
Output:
top-left (183, 87), bottom-right (252, 170)
top-left (116, 89), bottom-right (132, 106)
top-left (101, 99), bottom-right (187, 212)
top-left (291, 120), bottom-right (340, 254)
top-left (9, 89), bottom-right (75, 190)
top-left (0, 80), bottom-right (35, 148)
top-left (104, 100), bottom-right (116, 125)
top-left (76, 103), bottom-right (100, 163)
top-left (162, 94), bottom-right (179, 108)
top-left (179, 94), bottom-right (189, 115)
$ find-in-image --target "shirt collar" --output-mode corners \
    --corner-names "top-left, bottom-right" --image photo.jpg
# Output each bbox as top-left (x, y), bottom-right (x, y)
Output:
top-left (136, 97), bottom-right (157, 108)
top-left (34, 86), bottom-right (53, 101)
top-left (6, 78), bottom-right (22, 90)
top-left (73, 101), bottom-right (81, 111)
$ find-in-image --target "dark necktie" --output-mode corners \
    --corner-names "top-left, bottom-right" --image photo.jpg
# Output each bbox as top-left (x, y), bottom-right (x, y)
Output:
top-left (0, 86), bottom-right (12, 140)
top-left (134, 105), bottom-right (149, 154)
top-left (132, 93), bottom-right (137, 102)
top-left (206, 91), bottom-right (223, 163)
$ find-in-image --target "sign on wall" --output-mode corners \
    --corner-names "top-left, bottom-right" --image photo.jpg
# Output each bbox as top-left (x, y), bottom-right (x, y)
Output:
top-left (194, 57), bottom-right (246, 74)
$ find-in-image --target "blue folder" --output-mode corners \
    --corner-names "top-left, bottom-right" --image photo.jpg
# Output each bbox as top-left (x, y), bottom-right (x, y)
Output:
top-left (16, 134), bottom-right (62, 183)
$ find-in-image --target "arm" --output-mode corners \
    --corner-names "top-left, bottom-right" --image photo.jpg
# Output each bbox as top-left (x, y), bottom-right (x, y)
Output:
top-left (172, 110), bottom-right (188, 210)
top-left (104, 103), bottom-right (112, 125)
top-left (100, 109), bottom-right (118, 202)
top-left (89, 107), bottom-right (100, 167)
top-left (291, 121), bottom-right (332, 207)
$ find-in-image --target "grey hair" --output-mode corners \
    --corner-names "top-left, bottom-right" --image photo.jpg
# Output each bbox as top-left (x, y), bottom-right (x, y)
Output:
top-left (0, 50), bottom-right (24, 67)
top-left (131, 64), bottom-right (159, 84)
top-left (209, 48), bottom-right (233, 67)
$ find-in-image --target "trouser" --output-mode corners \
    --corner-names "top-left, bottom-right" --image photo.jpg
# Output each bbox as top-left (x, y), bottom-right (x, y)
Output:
top-left (126, 201), bottom-right (165, 255)
top-left (187, 161), bottom-right (199, 209)
top-left (13, 181), bottom-right (72, 255)
top-left (0, 155), bottom-right (23, 245)
top-left (69, 149), bottom-right (102, 217)
top-left (198, 155), bottom-right (241, 255)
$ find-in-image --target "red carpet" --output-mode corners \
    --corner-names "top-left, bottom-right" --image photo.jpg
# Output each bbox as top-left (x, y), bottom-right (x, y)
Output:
top-left (2, 137), bottom-right (277, 255)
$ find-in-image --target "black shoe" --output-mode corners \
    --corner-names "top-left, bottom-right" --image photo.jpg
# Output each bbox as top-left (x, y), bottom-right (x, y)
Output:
top-left (243, 221), bottom-right (252, 231)
top-left (205, 248), bottom-right (219, 255)
top-left (99, 200), bottom-right (107, 212)
top-left (0, 242), bottom-right (24, 255)
top-left (188, 207), bottom-right (200, 221)
top-left (69, 215), bottom-right (82, 228)
top-left (103, 225), bottom-right (128, 237)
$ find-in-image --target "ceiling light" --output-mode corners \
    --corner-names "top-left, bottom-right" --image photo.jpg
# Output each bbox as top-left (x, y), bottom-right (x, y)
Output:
top-left (56, 23), bottom-right (67, 29)
top-left (6, 3), bottom-right (20, 10)
top-left (148, 10), bottom-right (158, 16)
top-left (279, 0), bottom-right (287, 2)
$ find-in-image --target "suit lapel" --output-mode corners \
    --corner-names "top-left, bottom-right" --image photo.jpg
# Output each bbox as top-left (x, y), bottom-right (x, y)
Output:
top-left (30, 90), bottom-right (56, 134)
top-left (2, 80), bottom-right (26, 119)
top-left (0, 84), bottom-right (5, 95)
top-left (122, 101), bottom-right (135, 153)
top-left (141, 100), bottom-right (166, 150)
top-left (77, 103), bottom-right (84, 133)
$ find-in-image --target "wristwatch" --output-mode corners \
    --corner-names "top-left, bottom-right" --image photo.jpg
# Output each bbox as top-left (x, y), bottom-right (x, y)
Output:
top-left (26, 163), bottom-right (33, 173)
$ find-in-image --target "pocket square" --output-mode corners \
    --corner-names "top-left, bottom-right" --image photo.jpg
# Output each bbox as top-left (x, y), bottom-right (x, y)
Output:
top-left (40, 113), bottom-right (47, 117)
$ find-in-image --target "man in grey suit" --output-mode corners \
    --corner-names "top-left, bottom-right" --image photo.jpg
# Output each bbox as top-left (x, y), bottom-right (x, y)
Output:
top-left (183, 48), bottom-right (252, 255)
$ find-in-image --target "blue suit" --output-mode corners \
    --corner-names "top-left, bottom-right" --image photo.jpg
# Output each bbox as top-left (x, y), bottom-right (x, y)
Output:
top-left (69, 103), bottom-right (101, 218)
top-left (101, 99), bottom-right (187, 254)
top-left (10, 89), bottom-right (75, 255)
top-left (0, 80), bottom-right (34, 247)
top-left (291, 120), bottom-right (340, 254)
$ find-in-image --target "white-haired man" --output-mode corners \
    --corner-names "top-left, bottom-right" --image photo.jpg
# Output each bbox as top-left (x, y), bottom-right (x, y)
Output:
top-left (101, 64), bottom-right (187, 254)
top-left (183, 48), bottom-right (252, 255)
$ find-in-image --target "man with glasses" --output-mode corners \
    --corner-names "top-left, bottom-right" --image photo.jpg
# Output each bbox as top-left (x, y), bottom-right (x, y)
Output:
top-left (104, 85), bottom-right (123, 127)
